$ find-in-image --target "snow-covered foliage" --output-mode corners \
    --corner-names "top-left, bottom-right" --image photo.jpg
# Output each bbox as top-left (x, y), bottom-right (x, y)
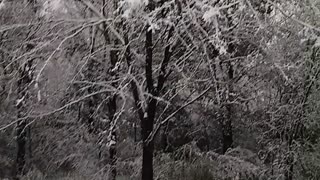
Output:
top-left (202, 7), bottom-right (220, 23)
top-left (120, 0), bottom-right (148, 18)
top-left (39, 0), bottom-right (78, 18)
top-left (1, 0), bottom-right (320, 179)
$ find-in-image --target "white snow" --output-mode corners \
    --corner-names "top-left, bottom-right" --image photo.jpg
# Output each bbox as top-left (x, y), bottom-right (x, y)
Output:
top-left (0, 0), bottom-right (5, 10)
top-left (315, 37), bottom-right (320, 47)
top-left (121, 0), bottom-right (148, 18)
top-left (203, 7), bottom-right (220, 23)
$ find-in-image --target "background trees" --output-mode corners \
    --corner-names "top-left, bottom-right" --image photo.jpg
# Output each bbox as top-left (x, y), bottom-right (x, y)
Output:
top-left (0, 0), bottom-right (319, 179)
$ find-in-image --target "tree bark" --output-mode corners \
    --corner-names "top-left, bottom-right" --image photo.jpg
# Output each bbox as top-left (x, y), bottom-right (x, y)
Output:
top-left (141, 100), bottom-right (157, 180)
top-left (16, 119), bottom-right (27, 177)
top-left (141, 1), bottom-right (156, 179)
top-left (222, 62), bottom-right (234, 154)
top-left (106, 0), bottom-right (121, 178)
top-left (107, 43), bottom-right (118, 180)
top-left (141, 26), bottom-right (156, 180)
top-left (85, 24), bottom-right (97, 133)
top-left (15, 2), bottom-right (37, 178)
top-left (142, 136), bottom-right (154, 180)
top-left (222, 115), bottom-right (233, 153)
top-left (123, 1), bottom-right (176, 179)
top-left (16, 59), bottom-right (33, 178)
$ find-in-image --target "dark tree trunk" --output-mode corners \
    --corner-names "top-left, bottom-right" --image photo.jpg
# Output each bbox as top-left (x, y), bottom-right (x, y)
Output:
top-left (222, 117), bottom-right (233, 153)
top-left (134, 123), bottom-right (138, 142)
top-left (222, 62), bottom-right (234, 154)
top-left (141, 0), bottom-right (156, 175)
top-left (103, 1), bottom-right (120, 178)
top-left (142, 138), bottom-right (154, 180)
top-left (106, 88), bottom-right (117, 179)
top-left (27, 126), bottom-right (32, 159)
top-left (141, 0), bottom-right (156, 176)
top-left (16, 59), bottom-right (33, 178)
top-left (0, 33), bottom-right (6, 96)
top-left (108, 129), bottom-right (117, 180)
top-left (141, 102), bottom-right (156, 180)
top-left (108, 51), bottom-right (118, 180)
top-left (123, 1), bottom-right (175, 179)
top-left (15, 3), bottom-right (37, 177)
top-left (16, 120), bottom-right (27, 177)
top-left (85, 25), bottom-right (97, 133)
top-left (161, 125), bottom-right (169, 152)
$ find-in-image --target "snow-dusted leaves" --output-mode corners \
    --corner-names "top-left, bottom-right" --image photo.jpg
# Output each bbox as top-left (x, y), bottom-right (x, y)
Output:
top-left (147, 21), bottom-right (160, 32)
top-left (208, 34), bottom-right (228, 55)
top-left (120, 0), bottom-right (148, 18)
top-left (315, 37), bottom-right (320, 47)
top-left (203, 7), bottom-right (220, 23)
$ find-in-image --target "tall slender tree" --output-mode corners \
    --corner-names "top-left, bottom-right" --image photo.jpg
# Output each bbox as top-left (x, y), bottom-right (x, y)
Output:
top-left (16, 46), bottom-right (34, 178)
top-left (15, 1), bottom-right (38, 178)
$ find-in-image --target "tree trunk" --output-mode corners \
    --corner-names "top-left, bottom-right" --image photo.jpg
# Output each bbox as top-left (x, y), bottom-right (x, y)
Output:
top-left (142, 2), bottom-right (156, 175)
top-left (16, 59), bottom-right (33, 178)
top-left (141, 94), bottom-right (157, 180)
top-left (106, 64), bottom-right (118, 179)
top-left (222, 118), bottom-right (233, 154)
top-left (15, 2), bottom-right (37, 177)
top-left (141, 114), bottom-right (155, 180)
top-left (142, 139), bottom-right (154, 180)
top-left (124, 1), bottom-right (176, 179)
top-left (85, 25), bottom-right (97, 133)
top-left (222, 62), bottom-right (234, 154)
top-left (104, 0), bottom-right (120, 178)
top-left (108, 129), bottom-right (117, 180)
top-left (134, 123), bottom-right (138, 142)
top-left (16, 119), bottom-right (27, 177)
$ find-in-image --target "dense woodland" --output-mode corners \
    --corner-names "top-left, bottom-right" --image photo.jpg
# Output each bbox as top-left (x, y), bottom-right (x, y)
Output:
top-left (0, 0), bottom-right (320, 179)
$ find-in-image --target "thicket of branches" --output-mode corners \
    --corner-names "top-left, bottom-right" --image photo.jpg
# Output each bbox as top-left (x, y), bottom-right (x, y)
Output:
top-left (0, 0), bottom-right (320, 180)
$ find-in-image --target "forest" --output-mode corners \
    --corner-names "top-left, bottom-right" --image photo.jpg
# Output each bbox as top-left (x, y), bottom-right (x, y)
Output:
top-left (0, 0), bottom-right (320, 179)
